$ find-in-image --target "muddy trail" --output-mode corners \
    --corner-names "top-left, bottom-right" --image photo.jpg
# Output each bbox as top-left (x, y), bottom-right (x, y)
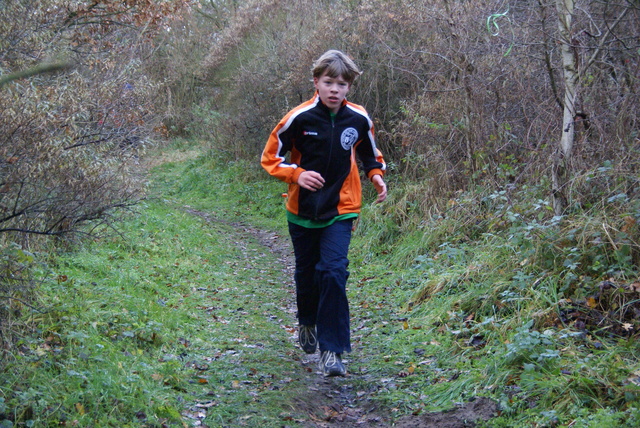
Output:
top-left (184, 208), bottom-right (498, 428)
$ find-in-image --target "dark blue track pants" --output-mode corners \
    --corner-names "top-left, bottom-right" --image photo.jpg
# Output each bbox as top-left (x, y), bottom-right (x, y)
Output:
top-left (288, 219), bottom-right (353, 354)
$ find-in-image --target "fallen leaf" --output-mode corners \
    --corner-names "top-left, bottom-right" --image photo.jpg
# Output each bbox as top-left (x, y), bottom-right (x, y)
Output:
top-left (622, 216), bottom-right (636, 232)
top-left (194, 401), bottom-right (217, 408)
top-left (183, 410), bottom-right (206, 420)
top-left (628, 376), bottom-right (640, 386)
top-left (75, 403), bottom-right (85, 415)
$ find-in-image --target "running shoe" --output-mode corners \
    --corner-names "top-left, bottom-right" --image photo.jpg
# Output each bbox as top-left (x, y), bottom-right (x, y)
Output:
top-left (319, 350), bottom-right (346, 377)
top-left (298, 324), bottom-right (317, 354)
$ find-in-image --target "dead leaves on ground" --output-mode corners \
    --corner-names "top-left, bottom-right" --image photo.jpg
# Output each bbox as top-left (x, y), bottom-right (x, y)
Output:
top-left (561, 278), bottom-right (640, 337)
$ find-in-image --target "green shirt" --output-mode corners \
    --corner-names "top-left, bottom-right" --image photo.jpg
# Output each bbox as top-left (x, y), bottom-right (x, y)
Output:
top-left (287, 211), bottom-right (358, 229)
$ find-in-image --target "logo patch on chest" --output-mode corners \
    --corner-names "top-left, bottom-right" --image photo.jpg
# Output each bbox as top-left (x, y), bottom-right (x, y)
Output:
top-left (340, 127), bottom-right (359, 150)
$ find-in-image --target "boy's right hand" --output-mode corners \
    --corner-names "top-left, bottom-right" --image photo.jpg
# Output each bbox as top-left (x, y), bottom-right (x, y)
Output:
top-left (297, 171), bottom-right (325, 192)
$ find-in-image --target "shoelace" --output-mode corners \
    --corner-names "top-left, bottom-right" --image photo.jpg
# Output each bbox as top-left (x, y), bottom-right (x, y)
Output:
top-left (322, 351), bottom-right (339, 367)
top-left (301, 326), bottom-right (316, 346)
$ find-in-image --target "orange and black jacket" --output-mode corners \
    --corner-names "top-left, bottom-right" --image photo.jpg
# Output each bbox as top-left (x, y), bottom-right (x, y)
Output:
top-left (261, 92), bottom-right (386, 221)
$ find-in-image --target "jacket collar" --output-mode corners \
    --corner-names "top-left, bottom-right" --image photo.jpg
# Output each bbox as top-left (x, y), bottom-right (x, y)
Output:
top-left (313, 91), bottom-right (347, 114)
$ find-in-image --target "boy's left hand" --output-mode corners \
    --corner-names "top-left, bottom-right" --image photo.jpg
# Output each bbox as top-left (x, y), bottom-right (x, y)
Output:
top-left (372, 175), bottom-right (387, 203)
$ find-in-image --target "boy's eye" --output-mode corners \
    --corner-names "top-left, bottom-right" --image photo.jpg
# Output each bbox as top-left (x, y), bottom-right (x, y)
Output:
top-left (322, 79), bottom-right (346, 86)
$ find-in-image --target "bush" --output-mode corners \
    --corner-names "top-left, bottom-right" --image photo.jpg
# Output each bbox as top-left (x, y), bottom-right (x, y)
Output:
top-left (0, 0), bottom-right (188, 354)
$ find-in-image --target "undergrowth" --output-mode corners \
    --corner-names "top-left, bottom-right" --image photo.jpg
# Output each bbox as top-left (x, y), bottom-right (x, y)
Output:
top-left (348, 162), bottom-right (640, 426)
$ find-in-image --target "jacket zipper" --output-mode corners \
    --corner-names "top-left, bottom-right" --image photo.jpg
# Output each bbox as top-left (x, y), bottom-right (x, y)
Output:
top-left (313, 113), bottom-right (335, 220)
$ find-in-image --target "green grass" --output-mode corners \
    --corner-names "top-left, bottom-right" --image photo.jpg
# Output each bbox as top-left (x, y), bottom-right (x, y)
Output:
top-left (345, 180), bottom-right (640, 426)
top-left (0, 146), bottom-right (300, 427)
top-left (1, 205), bottom-right (300, 426)
top-left (3, 140), bottom-right (640, 427)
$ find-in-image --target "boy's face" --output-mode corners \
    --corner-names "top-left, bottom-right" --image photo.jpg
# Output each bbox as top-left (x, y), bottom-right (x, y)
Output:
top-left (313, 72), bottom-right (351, 114)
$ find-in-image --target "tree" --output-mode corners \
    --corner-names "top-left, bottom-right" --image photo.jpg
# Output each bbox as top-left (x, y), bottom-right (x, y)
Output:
top-left (0, 0), bottom-right (188, 242)
top-left (552, 0), bottom-right (634, 215)
top-left (552, 0), bottom-right (578, 215)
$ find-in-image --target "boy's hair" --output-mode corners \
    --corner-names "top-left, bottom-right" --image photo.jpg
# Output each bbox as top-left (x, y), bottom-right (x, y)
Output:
top-left (312, 50), bottom-right (362, 84)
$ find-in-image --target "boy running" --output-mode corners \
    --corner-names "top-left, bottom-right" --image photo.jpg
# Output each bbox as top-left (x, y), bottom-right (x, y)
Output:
top-left (261, 50), bottom-right (387, 376)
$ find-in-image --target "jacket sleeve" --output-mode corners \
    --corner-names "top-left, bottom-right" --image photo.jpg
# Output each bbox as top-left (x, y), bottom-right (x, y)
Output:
top-left (261, 114), bottom-right (305, 184)
top-left (355, 116), bottom-right (386, 180)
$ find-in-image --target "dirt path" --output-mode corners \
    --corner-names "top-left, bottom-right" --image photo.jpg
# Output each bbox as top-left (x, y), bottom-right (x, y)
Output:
top-left (184, 208), bottom-right (498, 427)
top-left (234, 220), bottom-right (391, 427)
top-left (184, 208), bottom-right (387, 426)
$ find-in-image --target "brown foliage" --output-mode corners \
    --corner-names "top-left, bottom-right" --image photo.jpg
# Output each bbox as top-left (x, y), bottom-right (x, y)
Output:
top-left (201, 0), bottom-right (284, 73)
top-left (185, 0), bottom-right (639, 210)
top-left (2, 1), bottom-right (627, 241)
top-left (0, 0), bottom-right (189, 243)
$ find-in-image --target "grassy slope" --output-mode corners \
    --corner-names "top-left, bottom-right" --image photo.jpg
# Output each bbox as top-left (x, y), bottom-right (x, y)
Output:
top-left (2, 141), bottom-right (640, 427)
top-left (350, 188), bottom-right (640, 426)
top-left (0, 147), bottom-right (303, 427)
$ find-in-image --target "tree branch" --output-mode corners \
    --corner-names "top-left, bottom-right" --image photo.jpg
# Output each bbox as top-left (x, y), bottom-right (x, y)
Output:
top-left (0, 296), bottom-right (45, 313)
top-left (581, 6), bottom-right (630, 77)
top-left (0, 62), bottom-right (73, 87)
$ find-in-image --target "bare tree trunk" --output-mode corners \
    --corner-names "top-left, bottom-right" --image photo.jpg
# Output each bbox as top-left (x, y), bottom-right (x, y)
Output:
top-left (443, 0), bottom-right (476, 173)
top-left (552, 0), bottom-right (578, 215)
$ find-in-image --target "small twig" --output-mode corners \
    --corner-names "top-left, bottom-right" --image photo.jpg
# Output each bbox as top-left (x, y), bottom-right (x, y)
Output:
top-left (0, 62), bottom-right (73, 87)
top-left (0, 295), bottom-right (45, 313)
top-left (602, 223), bottom-right (619, 251)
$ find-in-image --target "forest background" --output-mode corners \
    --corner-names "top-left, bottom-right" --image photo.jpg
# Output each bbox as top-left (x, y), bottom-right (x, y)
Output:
top-left (1, 0), bottom-right (640, 426)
